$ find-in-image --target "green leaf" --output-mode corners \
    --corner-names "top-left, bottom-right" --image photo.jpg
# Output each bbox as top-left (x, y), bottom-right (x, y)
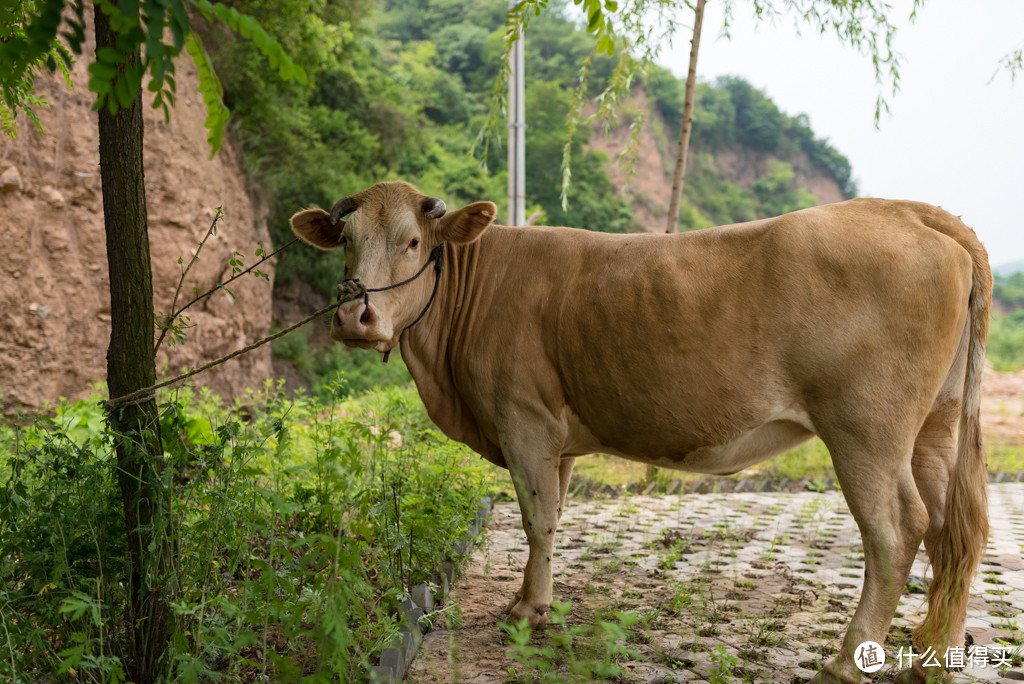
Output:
top-left (96, 46), bottom-right (123, 63)
top-left (87, 60), bottom-right (117, 81)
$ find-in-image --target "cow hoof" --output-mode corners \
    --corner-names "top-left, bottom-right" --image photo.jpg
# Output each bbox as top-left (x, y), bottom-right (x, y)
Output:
top-left (503, 590), bottom-right (524, 614)
top-left (509, 601), bottom-right (550, 628)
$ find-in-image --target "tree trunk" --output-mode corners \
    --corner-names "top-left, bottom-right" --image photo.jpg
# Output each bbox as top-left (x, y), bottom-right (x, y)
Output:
top-left (665, 0), bottom-right (706, 234)
top-left (95, 7), bottom-right (170, 681)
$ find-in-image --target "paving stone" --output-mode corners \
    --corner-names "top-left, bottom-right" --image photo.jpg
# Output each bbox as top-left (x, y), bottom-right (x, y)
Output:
top-left (409, 483), bottom-right (1024, 684)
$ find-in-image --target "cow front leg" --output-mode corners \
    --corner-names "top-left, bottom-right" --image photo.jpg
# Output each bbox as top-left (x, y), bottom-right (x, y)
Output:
top-left (505, 446), bottom-right (563, 628)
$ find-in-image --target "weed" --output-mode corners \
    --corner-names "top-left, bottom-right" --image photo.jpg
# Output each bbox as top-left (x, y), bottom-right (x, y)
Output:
top-left (709, 645), bottom-right (739, 684)
top-left (501, 602), bottom-right (643, 682)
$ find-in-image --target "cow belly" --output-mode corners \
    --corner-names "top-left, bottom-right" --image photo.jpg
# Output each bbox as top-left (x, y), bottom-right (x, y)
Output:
top-left (583, 410), bottom-right (816, 476)
top-left (667, 418), bottom-right (815, 474)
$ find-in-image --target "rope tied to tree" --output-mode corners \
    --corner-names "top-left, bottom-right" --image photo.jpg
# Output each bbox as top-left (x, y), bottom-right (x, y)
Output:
top-left (104, 243), bottom-right (446, 411)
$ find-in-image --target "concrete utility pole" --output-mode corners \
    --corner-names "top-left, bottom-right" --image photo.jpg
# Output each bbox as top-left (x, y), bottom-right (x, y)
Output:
top-left (507, 2), bottom-right (526, 226)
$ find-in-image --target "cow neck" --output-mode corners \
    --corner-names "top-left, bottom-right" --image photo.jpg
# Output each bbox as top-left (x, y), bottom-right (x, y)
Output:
top-left (400, 233), bottom-right (479, 379)
top-left (399, 230), bottom-right (505, 464)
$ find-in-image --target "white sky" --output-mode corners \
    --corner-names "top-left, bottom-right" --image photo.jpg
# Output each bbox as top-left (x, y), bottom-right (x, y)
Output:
top-left (657, 0), bottom-right (1024, 268)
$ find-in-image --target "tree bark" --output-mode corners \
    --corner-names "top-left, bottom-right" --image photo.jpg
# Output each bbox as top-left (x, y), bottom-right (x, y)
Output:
top-left (665, 0), bottom-right (706, 234)
top-left (95, 7), bottom-right (170, 681)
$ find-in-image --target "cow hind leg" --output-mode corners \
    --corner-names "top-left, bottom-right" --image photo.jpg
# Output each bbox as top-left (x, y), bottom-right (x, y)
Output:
top-left (900, 394), bottom-right (978, 683)
top-left (811, 435), bottom-right (929, 684)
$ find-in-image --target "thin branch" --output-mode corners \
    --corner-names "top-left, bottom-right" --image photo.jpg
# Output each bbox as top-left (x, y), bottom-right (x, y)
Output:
top-left (154, 208), bottom-right (222, 351)
top-left (154, 235), bottom-right (299, 354)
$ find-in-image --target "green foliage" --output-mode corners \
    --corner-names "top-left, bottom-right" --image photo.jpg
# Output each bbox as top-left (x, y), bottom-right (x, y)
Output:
top-left (270, 326), bottom-right (413, 400)
top-left (0, 382), bottom-right (497, 681)
top-left (994, 272), bottom-right (1024, 309)
top-left (752, 159), bottom-right (818, 216)
top-left (718, 76), bottom-right (784, 152)
top-left (526, 81), bottom-right (635, 232)
top-left (0, 0), bottom-right (75, 136)
top-left (0, 0), bottom-right (304, 156)
top-left (502, 601), bottom-right (643, 682)
top-left (648, 73), bottom-right (858, 199)
top-left (988, 310), bottom-right (1024, 372)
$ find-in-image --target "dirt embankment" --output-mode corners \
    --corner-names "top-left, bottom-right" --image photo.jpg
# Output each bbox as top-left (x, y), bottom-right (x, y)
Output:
top-left (0, 24), bottom-right (276, 412)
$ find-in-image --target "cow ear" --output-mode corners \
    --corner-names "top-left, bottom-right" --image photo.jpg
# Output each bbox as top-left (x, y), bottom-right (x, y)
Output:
top-left (291, 208), bottom-right (344, 250)
top-left (436, 201), bottom-right (496, 244)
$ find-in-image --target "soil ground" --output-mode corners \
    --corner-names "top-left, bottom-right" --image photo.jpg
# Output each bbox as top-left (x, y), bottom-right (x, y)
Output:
top-left (409, 486), bottom-right (1024, 684)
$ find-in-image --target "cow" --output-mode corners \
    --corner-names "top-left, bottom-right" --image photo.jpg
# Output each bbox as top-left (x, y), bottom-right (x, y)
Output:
top-left (291, 181), bottom-right (991, 684)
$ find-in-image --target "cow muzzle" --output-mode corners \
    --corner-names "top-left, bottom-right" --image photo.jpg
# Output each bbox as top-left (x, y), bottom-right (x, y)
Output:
top-left (332, 299), bottom-right (394, 351)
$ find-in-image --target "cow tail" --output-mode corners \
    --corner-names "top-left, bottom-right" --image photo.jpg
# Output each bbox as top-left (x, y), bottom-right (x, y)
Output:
top-left (913, 216), bottom-right (992, 650)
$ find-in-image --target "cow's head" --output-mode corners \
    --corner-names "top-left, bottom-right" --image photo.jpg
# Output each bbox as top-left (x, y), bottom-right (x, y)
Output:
top-left (290, 181), bottom-right (496, 352)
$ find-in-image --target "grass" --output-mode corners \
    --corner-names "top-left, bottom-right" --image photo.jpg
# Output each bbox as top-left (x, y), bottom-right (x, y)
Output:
top-left (571, 437), bottom-right (1024, 493)
top-left (0, 381), bottom-right (499, 682)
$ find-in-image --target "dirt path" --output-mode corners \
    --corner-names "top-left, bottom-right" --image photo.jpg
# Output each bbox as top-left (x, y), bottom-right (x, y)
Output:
top-left (409, 486), bottom-right (1024, 683)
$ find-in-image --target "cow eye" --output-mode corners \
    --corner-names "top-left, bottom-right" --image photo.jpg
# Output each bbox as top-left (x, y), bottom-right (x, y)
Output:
top-left (408, 238), bottom-right (419, 250)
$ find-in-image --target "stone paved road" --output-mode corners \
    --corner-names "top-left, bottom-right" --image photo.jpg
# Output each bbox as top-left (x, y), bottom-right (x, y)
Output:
top-left (409, 484), bottom-right (1024, 683)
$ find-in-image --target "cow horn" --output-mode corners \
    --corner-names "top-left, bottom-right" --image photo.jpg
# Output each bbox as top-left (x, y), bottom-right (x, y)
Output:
top-left (421, 196), bottom-right (446, 219)
top-left (330, 196), bottom-right (357, 225)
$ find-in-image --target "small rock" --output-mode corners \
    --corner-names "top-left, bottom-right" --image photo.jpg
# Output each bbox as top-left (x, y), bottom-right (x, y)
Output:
top-left (602, 483), bottom-right (619, 497)
top-left (757, 480), bottom-right (776, 492)
top-left (642, 481), bottom-right (659, 495)
top-left (40, 185), bottom-right (65, 208)
top-left (736, 480), bottom-right (755, 493)
top-left (28, 303), bottom-right (48, 319)
top-left (1015, 471), bottom-right (1024, 483)
top-left (691, 480), bottom-right (710, 494)
top-left (0, 166), bottom-right (22, 193)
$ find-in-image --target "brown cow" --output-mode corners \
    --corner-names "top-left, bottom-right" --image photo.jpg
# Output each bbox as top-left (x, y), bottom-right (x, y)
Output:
top-left (291, 181), bottom-right (991, 684)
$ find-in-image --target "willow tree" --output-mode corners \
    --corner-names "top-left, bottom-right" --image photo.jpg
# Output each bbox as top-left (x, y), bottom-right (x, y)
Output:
top-left (0, 3), bottom-right (302, 680)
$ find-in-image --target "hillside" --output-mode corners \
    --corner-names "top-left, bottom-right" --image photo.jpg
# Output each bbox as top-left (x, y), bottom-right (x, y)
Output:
top-left (589, 87), bottom-right (845, 232)
top-left (0, 10), bottom-right (275, 411)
